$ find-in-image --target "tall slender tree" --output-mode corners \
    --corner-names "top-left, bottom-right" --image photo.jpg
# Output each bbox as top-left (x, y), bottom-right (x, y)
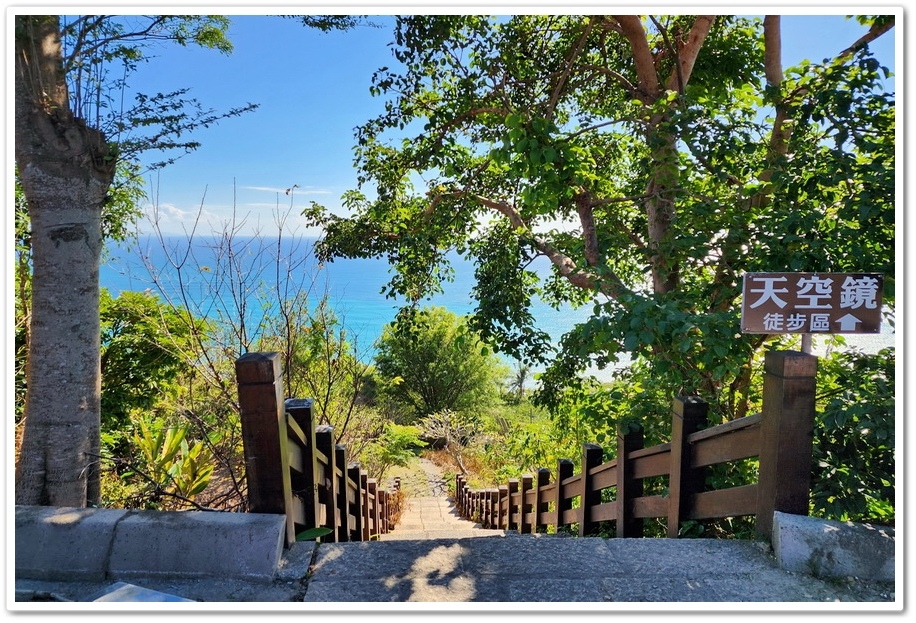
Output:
top-left (13, 14), bottom-right (360, 506)
top-left (14, 14), bottom-right (361, 506)
top-left (15, 15), bottom-right (120, 506)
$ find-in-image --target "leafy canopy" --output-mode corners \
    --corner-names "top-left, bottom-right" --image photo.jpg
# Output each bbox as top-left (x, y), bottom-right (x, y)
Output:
top-left (307, 15), bottom-right (894, 422)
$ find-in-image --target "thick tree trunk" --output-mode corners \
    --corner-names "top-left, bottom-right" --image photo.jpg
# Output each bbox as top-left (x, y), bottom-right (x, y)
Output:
top-left (14, 16), bottom-right (115, 506)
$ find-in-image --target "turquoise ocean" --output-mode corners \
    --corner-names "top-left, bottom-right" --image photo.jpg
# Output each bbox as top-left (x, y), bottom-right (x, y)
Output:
top-left (100, 235), bottom-right (604, 379)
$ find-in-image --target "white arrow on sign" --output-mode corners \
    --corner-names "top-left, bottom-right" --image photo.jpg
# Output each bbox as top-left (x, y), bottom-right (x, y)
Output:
top-left (835, 314), bottom-right (862, 331)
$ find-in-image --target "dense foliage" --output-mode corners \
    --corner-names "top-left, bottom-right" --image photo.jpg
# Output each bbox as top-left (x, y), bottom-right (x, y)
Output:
top-left (306, 15), bottom-right (895, 427)
top-left (375, 307), bottom-right (509, 422)
top-left (812, 347), bottom-right (895, 523)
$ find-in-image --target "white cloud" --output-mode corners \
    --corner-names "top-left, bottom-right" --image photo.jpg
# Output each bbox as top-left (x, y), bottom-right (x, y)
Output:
top-left (141, 201), bottom-right (325, 239)
top-left (241, 185), bottom-right (333, 196)
top-left (142, 203), bottom-right (222, 236)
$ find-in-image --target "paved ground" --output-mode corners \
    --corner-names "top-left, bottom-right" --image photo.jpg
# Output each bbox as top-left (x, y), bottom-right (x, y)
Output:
top-left (13, 457), bottom-right (898, 608)
top-left (378, 495), bottom-right (506, 541)
top-left (301, 460), bottom-right (898, 606)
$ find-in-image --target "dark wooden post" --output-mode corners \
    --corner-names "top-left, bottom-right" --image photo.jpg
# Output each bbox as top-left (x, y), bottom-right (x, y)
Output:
top-left (334, 445), bottom-right (349, 542)
top-left (454, 475), bottom-right (463, 515)
top-left (488, 489), bottom-right (499, 528)
top-left (360, 470), bottom-right (371, 541)
top-left (535, 468), bottom-right (551, 533)
top-left (756, 350), bottom-right (818, 540)
top-left (666, 397), bottom-right (708, 538)
top-left (285, 398), bottom-right (320, 534)
top-left (556, 459), bottom-right (574, 531)
top-left (458, 475), bottom-right (465, 515)
top-left (236, 352), bottom-right (295, 547)
top-left (315, 425), bottom-right (338, 541)
top-left (616, 423), bottom-right (645, 538)
top-left (497, 484), bottom-right (508, 529)
top-left (519, 474), bottom-right (533, 534)
top-left (507, 478), bottom-right (519, 531)
top-left (379, 489), bottom-right (388, 534)
top-left (368, 479), bottom-right (379, 539)
top-left (348, 463), bottom-right (364, 541)
top-left (579, 444), bottom-right (603, 536)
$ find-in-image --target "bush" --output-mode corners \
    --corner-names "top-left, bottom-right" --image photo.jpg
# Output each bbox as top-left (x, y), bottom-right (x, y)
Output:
top-left (812, 347), bottom-right (895, 524)
top-left (375, 307), bottom-right (509, 422)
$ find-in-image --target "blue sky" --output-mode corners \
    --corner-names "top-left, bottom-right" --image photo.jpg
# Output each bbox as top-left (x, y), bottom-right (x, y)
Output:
top-left (111, 10), bottom-right (898, 237)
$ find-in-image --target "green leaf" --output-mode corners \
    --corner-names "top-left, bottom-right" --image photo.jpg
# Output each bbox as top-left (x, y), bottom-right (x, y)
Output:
top-left (296, 527), bottom-right (334, 541)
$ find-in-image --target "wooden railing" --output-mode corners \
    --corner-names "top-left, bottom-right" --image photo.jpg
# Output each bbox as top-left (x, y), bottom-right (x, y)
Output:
top-left (455, 350), bottom-right (817, 541)
top-left (235, 352), bottom-right (401, 546)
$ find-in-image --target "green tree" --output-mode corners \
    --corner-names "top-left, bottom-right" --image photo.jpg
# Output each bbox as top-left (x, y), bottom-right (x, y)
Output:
top-left (307, 15), bottom-right (895, 426)
top-left (375, 307), bottom-right (509, 422)
top-left (360, 423), bottom-right (427, 481)
top-left (14, 14), bottom-right (359, 507)
top-left (99, 289), bottom-right (204, 437)
top-left (14, 15), bottom-right (253, 506)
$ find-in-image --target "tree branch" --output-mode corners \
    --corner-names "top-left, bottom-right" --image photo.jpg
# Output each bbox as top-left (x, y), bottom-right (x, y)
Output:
top-left (613, 15), bottom-right (662, 102)
top-left (545, 17), bottom-right (596, 115)
top-left (664, 16), bottom-right (716, 93)
top-left (472, 193), bottom-right (631, 299)
top-left (836, 17), bottom-right (894, 61)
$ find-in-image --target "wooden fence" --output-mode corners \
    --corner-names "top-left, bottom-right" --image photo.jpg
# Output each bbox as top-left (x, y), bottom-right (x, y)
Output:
top-left (454, 350), bottom-right (817, 541)
top-left (235, 352), bottom-right (401, 546)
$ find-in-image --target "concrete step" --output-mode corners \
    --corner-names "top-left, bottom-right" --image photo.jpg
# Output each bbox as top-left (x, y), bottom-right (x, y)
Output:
top-left (381, 529), bottom-right (507, 541)
top-left (303, 533), bottom-right (888, 603)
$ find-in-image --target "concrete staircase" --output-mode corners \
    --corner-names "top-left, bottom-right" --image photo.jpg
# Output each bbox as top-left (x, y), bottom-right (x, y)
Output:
top-left (378, 496), bottom-right (505, 541)
top-left (300, 493), bottom-right (896, 604)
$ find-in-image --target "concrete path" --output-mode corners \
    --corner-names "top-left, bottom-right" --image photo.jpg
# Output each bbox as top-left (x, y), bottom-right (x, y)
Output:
top-left (379, 495), bottom-right (506, 541)
top-left (302, 531), bottom-right (896, 604)
top-left (380, 458), bottom-right (505, 541)
top-left (301, 462), bottom-right (897, 604)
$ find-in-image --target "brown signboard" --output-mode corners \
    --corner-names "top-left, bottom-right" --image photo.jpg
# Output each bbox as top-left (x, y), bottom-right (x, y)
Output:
top-left (741, 272), bottom-right (883, 334)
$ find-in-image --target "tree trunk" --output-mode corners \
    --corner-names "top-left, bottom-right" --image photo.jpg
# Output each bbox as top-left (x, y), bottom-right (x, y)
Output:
top-left (14, 16), bottom-right (116, 506)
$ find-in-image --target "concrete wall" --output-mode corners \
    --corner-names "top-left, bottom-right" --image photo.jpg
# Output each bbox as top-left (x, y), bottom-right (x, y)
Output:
top-left (15, 505), bottom-right (286, 582)
top-left (771, 511), bottom-right (895, 582)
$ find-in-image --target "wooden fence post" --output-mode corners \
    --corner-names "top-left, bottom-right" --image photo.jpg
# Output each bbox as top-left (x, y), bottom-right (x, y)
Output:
top-left (756, 350), bottom-right (818, 540)
top-left (667, 397), bottom-right (709, 538)
top-left (335, 445), bottom-right (349, 542)
top-left (454, 475), bottom-right (463, 515)
top-left (368, 479), bottom-right (379, 539)
top-left (348, 463), bottom-right (363, 541)
top-left (556, 459), bottom-right (574, 531)
top-left (488, 489), bottom-right (499, 528)
top-left (285, 398), bottom-right (320, 535)
top-left (457, 475), bottom-right (467, 516)
top-left (360, 470), bottom-right (371, 541)
top-left (236, 352), bottom-right (295, 547)
top-left (535, 468), bottom-right (551, 533)
top-left (519, 474), bottom-right (533, 534)
top-left (580, 444), bottom-right (603, 536)
top-left (379, 489), bottom-right (388, 534)
top-left (315, 425), bottom-right (338, 541)
top-left (507, 478), bottom-right (519, 531)
top-left (497, 484), bottom-right (508, 529)
top-left (616, 423), bottom-right (645, 537)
